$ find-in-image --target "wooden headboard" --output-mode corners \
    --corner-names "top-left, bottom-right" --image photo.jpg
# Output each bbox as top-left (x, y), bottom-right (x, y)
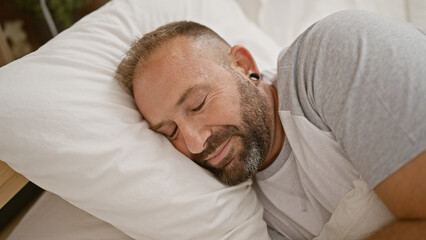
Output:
top-left (0, 160), bottom-right (42, 238)
top-left (0, 162), bottom-right (28, 209)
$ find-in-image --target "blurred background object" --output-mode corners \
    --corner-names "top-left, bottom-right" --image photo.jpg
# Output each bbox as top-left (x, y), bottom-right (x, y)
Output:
top-left (0, 0), bottom-right (109, 59)
top-left (3, 20), bottom-right (31, 58)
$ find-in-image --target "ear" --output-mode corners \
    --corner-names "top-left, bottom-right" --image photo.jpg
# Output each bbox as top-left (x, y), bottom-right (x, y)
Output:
top-left (229, 45), bottom-right (260, 84)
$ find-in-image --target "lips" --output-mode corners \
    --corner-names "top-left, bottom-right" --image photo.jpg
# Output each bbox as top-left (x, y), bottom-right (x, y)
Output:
top-left (205, 137), bottom-right (232, 166)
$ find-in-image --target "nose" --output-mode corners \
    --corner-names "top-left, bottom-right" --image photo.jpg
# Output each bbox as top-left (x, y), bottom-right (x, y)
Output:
top-left (179, 121), bottom-right (211, 154)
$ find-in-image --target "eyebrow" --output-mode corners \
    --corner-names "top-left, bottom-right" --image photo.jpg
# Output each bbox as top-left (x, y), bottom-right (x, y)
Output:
top-left (176, 85), bottom-right (202, 106)
top-left (150, 84), bottom-right (207, 132)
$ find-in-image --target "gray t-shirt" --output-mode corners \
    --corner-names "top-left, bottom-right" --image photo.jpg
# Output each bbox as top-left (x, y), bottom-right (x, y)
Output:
top-left (255, 10), bottom-right (426, 240)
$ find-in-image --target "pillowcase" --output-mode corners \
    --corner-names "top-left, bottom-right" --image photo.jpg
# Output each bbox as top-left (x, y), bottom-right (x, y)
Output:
top-left (0, 0), bottom-right (281, 239)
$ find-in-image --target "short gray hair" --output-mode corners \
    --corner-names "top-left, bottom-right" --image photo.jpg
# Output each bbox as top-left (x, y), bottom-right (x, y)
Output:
top-left (115, 21), bottom-right (231, 96)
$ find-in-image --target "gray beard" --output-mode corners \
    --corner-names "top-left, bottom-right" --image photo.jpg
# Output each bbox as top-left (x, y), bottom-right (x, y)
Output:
top-left (191, 72), bottom-right (272, 186)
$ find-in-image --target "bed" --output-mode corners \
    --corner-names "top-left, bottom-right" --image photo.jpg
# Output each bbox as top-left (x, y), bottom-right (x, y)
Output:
top-left (0, 0), bottom-right (424, 239)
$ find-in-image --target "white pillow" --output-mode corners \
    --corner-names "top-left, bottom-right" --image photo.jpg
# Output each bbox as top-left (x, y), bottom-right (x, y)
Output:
top-left (0, 0), bottom-right (281, 239)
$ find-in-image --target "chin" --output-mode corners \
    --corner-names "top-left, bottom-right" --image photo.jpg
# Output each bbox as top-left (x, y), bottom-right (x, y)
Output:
top-left (215, 156), bottom-right (260, 186)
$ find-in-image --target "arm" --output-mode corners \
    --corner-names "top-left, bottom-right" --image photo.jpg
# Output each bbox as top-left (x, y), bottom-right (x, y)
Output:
top-left (366, 151), bottom-right (426, 239)
top-left (366, 221), bottom-right (426, 240)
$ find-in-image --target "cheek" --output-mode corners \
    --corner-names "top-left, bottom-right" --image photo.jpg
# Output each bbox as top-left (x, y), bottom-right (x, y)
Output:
top-left (205, 97), bottom-right (241, 125)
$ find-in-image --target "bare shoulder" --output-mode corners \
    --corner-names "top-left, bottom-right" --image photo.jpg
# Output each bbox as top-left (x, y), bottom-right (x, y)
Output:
top-left (374, 151), bottom-right (426, 219)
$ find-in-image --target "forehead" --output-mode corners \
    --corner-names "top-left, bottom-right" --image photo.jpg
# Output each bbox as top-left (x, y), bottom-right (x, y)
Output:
top-left (132, 37), bottom-right (223, 122)
top-left (136, 37), bottom-right (209, 89)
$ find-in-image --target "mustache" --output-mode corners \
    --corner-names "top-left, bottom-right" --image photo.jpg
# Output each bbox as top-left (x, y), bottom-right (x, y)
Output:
top-left (191, 125), bottom-right (240, 164)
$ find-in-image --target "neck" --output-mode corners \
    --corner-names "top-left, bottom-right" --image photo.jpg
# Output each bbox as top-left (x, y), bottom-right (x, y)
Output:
top-left (260, 83), bottom-right (285, 171)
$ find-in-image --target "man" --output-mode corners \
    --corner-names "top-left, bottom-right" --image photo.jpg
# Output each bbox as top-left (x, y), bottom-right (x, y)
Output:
top-left (115, 11), bottom-right (425, 239)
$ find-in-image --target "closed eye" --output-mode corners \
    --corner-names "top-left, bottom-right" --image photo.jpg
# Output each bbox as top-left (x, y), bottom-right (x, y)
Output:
top-left (192, 97), bottom-right (206, 112)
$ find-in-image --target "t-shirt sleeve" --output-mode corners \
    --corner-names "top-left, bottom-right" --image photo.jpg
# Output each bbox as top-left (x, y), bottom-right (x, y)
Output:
top-left (289, 10), bottom-right (426, 188)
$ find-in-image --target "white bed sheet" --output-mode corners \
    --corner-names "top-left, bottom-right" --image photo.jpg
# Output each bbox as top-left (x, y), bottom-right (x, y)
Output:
top-left (7, 192), bottom-right (132, 240)
top-left (7, 178), bottom-right (395, 240)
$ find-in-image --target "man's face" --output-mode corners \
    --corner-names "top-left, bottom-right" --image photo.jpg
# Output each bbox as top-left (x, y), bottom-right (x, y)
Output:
top-left (133, 37), bottom-right (271, 185)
